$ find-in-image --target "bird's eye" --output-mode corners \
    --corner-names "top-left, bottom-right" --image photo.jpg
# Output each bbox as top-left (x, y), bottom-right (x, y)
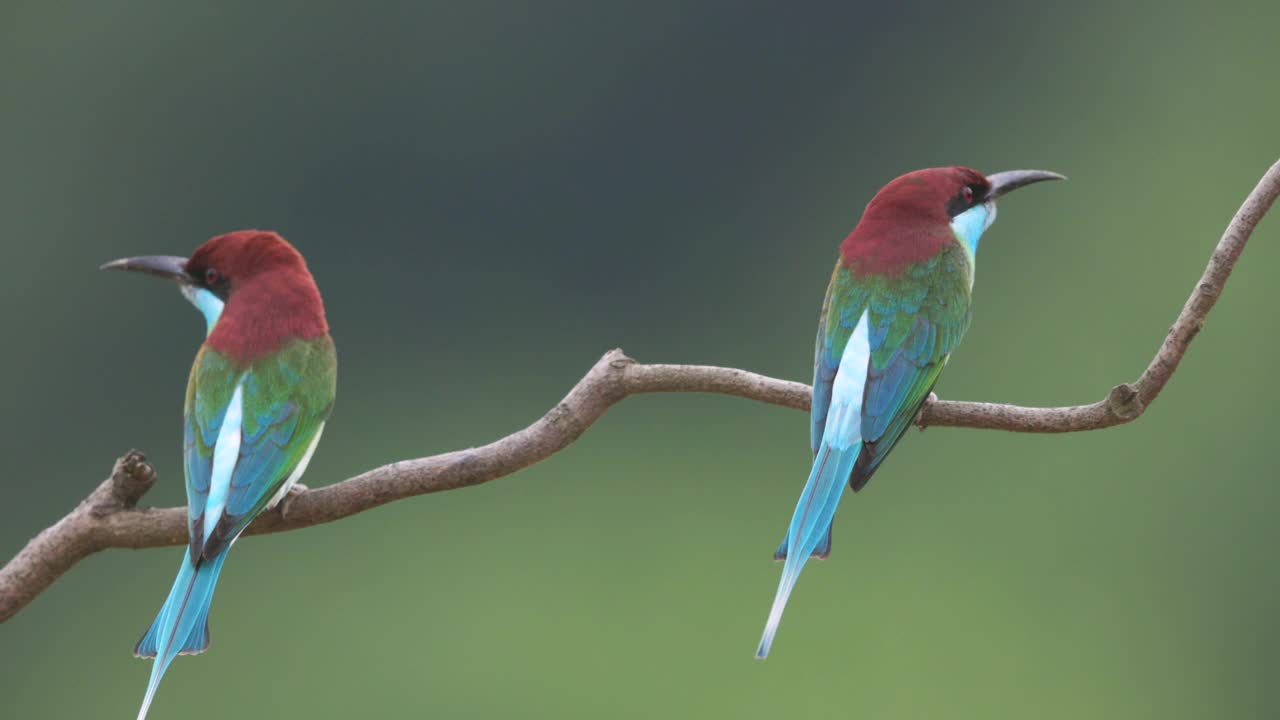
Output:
top-left (204, 267), bottom-right (221, 286)
top-left (962, 186), bottom-right (975, 203)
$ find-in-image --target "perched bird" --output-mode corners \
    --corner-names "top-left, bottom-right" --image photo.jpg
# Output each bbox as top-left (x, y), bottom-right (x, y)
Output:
top-left (102, 231), bottom-right (337, 718)
top-left (756, 167), bottom-right (1063, 659)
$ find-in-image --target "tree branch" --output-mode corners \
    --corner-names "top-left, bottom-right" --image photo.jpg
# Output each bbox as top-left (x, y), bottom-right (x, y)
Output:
top-left (3, 159), bottom-right (1277, 624)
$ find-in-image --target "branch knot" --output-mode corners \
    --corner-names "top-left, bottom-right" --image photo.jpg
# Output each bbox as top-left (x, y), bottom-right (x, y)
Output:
top-left (91, 450), bottom-right (156, 516)
top-left (1106, 383), bottom-right (1143, 421)
top-left (607, 350), bottom-right (635, 371)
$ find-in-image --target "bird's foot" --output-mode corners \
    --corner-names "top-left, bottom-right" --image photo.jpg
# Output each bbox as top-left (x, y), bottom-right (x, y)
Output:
top-left (279, 482), bottom-right (310, 520)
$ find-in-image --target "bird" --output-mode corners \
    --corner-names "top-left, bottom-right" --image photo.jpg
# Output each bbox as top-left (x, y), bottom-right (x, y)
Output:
top-left (102, 231), bottom-right (337, 719)
top-left (755, 167), bottom-right (1063, 659)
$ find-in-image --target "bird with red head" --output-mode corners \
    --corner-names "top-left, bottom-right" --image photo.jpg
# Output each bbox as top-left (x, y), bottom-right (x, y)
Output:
top-left (757, 167), bottom-right (1063, 658)
top-left (103, 230), bottom-right (337, 719)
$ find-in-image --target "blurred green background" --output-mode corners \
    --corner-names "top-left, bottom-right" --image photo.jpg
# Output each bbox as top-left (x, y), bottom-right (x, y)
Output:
top-left (3, 1), bottom-right (1279, 718)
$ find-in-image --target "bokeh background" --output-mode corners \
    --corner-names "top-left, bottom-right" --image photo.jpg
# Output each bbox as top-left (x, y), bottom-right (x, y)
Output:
top-left (3, 2), bottom-right (1279, 718)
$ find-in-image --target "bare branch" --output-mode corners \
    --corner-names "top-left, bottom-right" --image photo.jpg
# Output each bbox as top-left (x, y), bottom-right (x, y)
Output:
top-left (3, 159), bottom-right (1277, 624)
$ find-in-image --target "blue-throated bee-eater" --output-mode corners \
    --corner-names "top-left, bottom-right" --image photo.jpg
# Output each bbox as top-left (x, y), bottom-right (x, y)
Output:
top-left (756, 167), bottom-right (1064, 658)
top-left (103, 230), bottom-right (337, 718)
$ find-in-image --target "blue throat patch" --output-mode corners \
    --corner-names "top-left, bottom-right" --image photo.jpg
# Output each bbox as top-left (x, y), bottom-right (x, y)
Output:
top-left (949, 201), bottom-right (997, 257)
top-left (181, 286), bottom-right (224, 336)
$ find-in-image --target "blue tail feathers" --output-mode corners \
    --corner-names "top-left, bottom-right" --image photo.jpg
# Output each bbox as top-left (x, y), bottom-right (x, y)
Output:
top-left (134, 547), bottom-right (231, 720)
top-left (756, 443), bottom-right (859, 659)
top-left (774, 526), bottom-right (832, 561)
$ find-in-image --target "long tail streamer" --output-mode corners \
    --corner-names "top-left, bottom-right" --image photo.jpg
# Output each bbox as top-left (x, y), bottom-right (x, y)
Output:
top-left (756, 444), bottom-right (859, 659)
top-left (134, 547), bottom-right (231, 720)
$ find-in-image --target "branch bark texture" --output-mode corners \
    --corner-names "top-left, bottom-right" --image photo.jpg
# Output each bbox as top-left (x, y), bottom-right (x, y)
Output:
top-left (3, 159), bottom-right (1278, 624)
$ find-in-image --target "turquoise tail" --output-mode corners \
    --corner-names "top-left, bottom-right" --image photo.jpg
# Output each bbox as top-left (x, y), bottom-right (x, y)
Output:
top-left (134, 546), bottom-right (231, 720)
top-left (756, 443), bottom-right (859, 659)
top-left (774, 527), bottom-right (832, 560)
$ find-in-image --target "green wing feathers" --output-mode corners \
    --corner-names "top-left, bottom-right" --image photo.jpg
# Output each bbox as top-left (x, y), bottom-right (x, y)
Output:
top-left (812, 243), bottom-right (973, 492)
top-left (184, 336), bottom-right (337, 559)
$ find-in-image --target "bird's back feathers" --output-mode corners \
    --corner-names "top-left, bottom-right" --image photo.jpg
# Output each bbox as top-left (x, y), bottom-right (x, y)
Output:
top-left (185, 337), bottom-right (336, 560)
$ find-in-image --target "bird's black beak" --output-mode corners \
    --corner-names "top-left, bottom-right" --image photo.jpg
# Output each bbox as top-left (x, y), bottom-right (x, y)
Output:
top-left (99, 255), bottom-right (193, 284)
top-left (985, 170), bottom-right (1066, 200)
